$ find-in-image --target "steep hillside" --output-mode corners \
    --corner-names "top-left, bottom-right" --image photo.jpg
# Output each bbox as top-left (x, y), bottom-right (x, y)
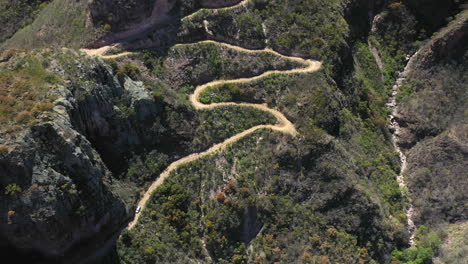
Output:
top-left (0, 0), bottom-right (247, 50)
top-left (0, 0), bottom-right (466, 264)
top-left (1, 0), bottom-right (100, 50)
top-left (371, 4), bottom-right (467, 264)
top-left (435, 221), bottom-right (468, 264)
top-left (107, 1), bottom-right (414, 263)
top-left (398, 11), bottom-right (468, 228)
top-left (0, 0), bottom-right (50, 42)
top-left (0, 39), bottom-right (308, 261)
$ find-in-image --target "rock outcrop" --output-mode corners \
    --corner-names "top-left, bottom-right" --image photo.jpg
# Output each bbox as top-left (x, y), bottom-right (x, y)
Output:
top-left (0, 49), bottom-right (163, 260)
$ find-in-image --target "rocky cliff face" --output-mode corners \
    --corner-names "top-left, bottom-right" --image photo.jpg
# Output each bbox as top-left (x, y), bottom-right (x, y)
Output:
top-left (0, 49), bottom-right (164, 259)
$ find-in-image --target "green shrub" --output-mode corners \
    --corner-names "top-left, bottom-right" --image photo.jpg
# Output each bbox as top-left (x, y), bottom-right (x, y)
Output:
top-left (103, 23), bottom-right (112, 32)
top-left (116, 63), bottom-right (140, 80)
top-left (392, 226), bottom-right (442, 264)
top-left (5, 184), bottom-right (22, 195)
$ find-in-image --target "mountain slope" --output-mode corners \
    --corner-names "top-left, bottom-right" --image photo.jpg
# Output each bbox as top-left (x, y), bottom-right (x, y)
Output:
top-left (0, 1), bottom-right (466, 264)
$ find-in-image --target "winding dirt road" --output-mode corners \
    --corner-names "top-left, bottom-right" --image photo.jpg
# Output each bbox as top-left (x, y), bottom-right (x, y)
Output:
top-left (126, 44), bottom-right (320, 229)
top-left (80, 1), bottom-right (322, 230)
top-left (80, 45), bottom-right (134, 59)
top-left (182, 0), bottom-right (250, 21)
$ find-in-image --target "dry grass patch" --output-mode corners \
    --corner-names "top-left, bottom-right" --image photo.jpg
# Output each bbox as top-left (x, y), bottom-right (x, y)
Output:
top-left (0, 145), bottom-right (9, 156)
top-left (0, 54), bottom-right (61, 134)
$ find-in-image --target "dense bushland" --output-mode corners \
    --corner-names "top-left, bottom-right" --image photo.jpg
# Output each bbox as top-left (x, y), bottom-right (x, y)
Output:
top-left (434, 222), bottom-right (468, 264)
top-left (117, 128), bottom-right (404, 263)
top-left (392, 225), bottom-right (443, 264)
top-left (370, 4), bottom-right (468, 263)
top-left (400, 48), bottom-right (468, 228)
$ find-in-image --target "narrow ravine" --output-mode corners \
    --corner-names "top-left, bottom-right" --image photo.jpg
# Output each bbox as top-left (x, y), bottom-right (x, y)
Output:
top-left (387, 49), bottom-right (422, 246)
top-left (369, 12), bottom-right (420, 245)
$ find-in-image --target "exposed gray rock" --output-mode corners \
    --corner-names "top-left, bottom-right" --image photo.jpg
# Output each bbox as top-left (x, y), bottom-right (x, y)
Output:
top-left (123, 77), bottom-right (158, 121)
top-left (0, 106), bottom-right (128, 257)
top-left (0, 49), bottom-right (163, 258)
